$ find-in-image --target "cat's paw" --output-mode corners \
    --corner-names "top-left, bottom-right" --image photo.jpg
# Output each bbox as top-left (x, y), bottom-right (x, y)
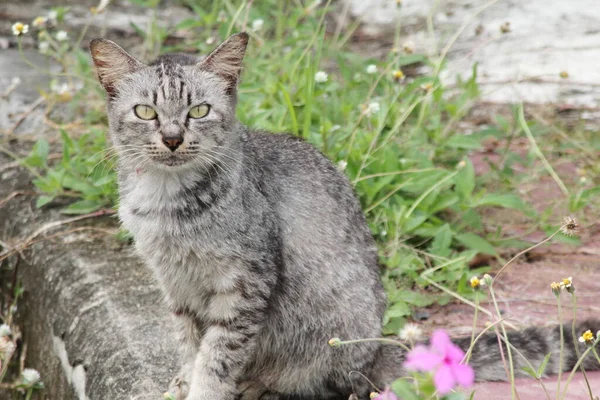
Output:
top-left (166, 376), bottom-right (190, 400)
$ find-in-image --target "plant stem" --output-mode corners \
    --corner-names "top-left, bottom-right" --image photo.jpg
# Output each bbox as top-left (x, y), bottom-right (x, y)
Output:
top-left (494, 227), bottom-right (562, 282)
top-left (556, 295), bottom-right (564, 400)
top-left (467, 294), bottom-right (480, 363)
top-left (489, 283), bottom-right (518, 400)
top-left (561, 345), bottom-right (596, 399)
top-left (569, 294), bottom-right (594, 400)
top-left (337, 337), bottom-right (411, 353)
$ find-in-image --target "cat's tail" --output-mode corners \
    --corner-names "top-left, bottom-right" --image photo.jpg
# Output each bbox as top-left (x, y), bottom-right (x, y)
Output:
top-left (369, 319), bottom-right (600, 388)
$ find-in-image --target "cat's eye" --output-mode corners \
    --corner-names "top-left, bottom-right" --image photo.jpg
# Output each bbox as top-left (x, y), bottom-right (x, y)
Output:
top-left (134, 105), bottom-right (157, 120)
top-left (188, 104), bottom-right (210, 119)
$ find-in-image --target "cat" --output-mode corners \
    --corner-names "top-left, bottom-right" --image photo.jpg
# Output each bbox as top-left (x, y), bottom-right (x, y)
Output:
top-left (90, 33), bottom-right (599, 400)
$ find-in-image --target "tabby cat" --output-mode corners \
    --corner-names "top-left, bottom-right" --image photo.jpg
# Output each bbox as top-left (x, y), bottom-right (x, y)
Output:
top-left (90, 33), bottom-right (599, 400)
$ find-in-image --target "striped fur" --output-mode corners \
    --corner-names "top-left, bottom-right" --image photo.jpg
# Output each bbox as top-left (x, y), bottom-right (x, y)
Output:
top-left (90, 34), bottom-right (599, 400)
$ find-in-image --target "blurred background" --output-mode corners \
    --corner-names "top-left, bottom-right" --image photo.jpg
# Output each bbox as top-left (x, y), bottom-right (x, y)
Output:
top-left (1, 0), bottom-right (599, 399)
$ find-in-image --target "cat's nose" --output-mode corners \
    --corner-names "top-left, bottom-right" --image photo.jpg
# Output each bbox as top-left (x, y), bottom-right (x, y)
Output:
top-left (162, 135), bottom-right (183, 152)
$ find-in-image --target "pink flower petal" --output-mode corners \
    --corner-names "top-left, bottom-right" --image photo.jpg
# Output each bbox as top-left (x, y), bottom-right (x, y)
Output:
top-left (373, 387), bottom-right (398, 400)
top-left (434, 364), bottom-right (456, 395)
top-left (445, 341), bottom-right (466, 364)
top-left (404, 345), bottom-right (443, 371)
top-left (452, 363), bottom-right (475, 388)
top-left (431, 329), bottom-right (452, 354)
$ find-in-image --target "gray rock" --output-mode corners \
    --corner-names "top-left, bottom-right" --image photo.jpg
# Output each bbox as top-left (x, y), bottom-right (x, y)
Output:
top-left (1, 159), bottom-right (179, 399)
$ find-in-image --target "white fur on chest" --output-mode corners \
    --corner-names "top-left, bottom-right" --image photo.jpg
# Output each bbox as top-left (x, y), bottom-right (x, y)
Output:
top-left (119, 168), bottom-right (243, 321)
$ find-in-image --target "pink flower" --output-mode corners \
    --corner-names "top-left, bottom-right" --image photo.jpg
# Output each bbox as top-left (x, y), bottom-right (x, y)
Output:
top-left (373, 387), bottom-right (398, 400)
top-left (404, 330), bottom-right (474, 394)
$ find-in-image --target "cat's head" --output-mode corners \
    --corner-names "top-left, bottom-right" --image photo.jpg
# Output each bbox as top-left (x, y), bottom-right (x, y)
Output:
top-left (89, 33), bottom-right (248, 170)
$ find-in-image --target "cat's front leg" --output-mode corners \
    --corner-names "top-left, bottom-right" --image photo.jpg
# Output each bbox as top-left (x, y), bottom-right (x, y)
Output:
top-left (187, 298), bottom-right (265, 400)
top-left (168, 309), bottom-right (203, 399)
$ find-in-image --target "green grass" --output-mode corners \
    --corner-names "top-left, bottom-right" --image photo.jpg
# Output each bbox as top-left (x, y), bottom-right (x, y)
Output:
top-left (9, 0), bottom-right (600, 336)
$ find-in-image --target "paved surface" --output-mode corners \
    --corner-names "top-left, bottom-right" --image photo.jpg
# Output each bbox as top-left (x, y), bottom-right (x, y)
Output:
top-left (346, 0), bottom-right (600, 106)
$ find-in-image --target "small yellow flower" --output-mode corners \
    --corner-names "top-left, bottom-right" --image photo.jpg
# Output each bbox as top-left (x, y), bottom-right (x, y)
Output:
top-left (328, 337), bottom-right (342, 348)
top-left (32, 16), bottom-right (47, 28)
top-left (395, 0), bottom-right (403, 7)
top-left (403, 41), bottom-right (415, 54)
top-left (420, 82), bottom-right (433, 92)
top-left (392, 70), bottom-right (405, 82)
top-left (550, 282), bottom-right (561, 296)
top-left (370, 392), bottom-right (379, 399)
top-left (560, 217), bottom-right (579, 236)
top-left (12, 22), bottom-right (29, 36)
top-left (500, 22), bottom-right (511, 33)
top-left (579, 330), bottom-right (594, 345)
top-left (560, 276), bottom-right (575, 294)
top-left (559, 71), bottom-right (569, 79)
top-left (470, 276), bottom-right (481, 289)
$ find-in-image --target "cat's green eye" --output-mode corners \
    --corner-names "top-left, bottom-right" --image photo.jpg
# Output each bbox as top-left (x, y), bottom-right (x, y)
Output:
top-left (188, 104), bottom-right (210, 119)
top-left (134, 105), bottom-right (157, 120)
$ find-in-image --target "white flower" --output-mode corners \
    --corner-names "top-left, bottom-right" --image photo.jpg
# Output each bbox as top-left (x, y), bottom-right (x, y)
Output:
top-left (38, 41), bottom-right (50, 53)
top-left (366, 64), bottom-right (378, 74)
top-left (0, 324), bottom-right (11, 337)
top-left (559, 276), bottom-right (573, 289)
top-left (314, 71), bottom-right (328, 83)
top-left (21, 368), bottom-right (41, 385)
top-left (205, 37), bottom-right (215, 45)
top-left (47, 10), bottom-right (58, 23)
top-left (0, 337), bottom-right (15, 355)
top-left (399, 323), bottom-right (423, 342)
top-left (11, 77), bottom-right (22, 86)
top-left (251, 19), bottom-right (264, 32)
top-left (403, 40), bottom-right (415, 54)
top-left (12, 22), bottom-right (29, 36)
top-left (364, 101), bottom-right (380, 116)
top-left (56, 30), bottom-right (68, 41)
top-left (32, 16), bottom-right (47, 28)
top-left (337, 160), bottom-right (347, 171)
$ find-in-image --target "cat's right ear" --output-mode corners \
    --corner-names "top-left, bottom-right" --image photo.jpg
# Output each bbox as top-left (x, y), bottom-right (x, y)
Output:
top-left (89, 38), bottom-right (145, 97)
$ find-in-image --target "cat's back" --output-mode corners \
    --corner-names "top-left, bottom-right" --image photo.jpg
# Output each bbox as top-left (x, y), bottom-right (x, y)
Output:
top-left (242, 129), bottom-right (378, 272)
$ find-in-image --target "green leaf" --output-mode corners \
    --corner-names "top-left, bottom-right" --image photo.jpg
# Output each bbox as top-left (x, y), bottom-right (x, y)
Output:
top-left (429, 224), bottom-right (453, 257)
top-left (445, 393), bottom-right (468, 400)
top-left (474, 193), bottom-right (529, 212)
top-left (385, 302), bottom-right (411, 319)
top-left (61, 199), bottom-right (104, 214)
top-left (35, 195), bottom-right (55, 208)
top-left (391, 290), bottom-right (435, 307)
top-left (455, 159), bottom-right (475, 200)
top-left (537, 352), bottom-right (552, 376)
top-left (390, 378), bottom-right (419, 400)
top-left (455, 232), bottom-right (497, 256)
top-left (521, 366), bottom-right (539, 379)
top-left (445, 134), bottom-right (483, 150)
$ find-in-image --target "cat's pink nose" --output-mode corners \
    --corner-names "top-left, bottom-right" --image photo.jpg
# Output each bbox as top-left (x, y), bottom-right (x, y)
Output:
top-left (162, 137), bottom-right (183, 151)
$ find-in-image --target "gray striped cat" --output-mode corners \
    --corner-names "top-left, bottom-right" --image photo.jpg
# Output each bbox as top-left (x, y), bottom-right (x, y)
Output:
top-left (90, 33), bottom-right (599, 400)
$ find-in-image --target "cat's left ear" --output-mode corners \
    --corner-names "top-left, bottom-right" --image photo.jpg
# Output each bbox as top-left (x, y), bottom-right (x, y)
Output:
top-left (90, 38), bottom-right (146, 97)
top-left (198, 32), bottom-right (249, 90)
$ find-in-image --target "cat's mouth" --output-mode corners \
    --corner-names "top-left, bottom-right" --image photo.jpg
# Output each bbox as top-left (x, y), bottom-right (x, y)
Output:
top-left (150, 153), bottom-right (190, 167)
top-left (160, 156), bottom-right (188, 167)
